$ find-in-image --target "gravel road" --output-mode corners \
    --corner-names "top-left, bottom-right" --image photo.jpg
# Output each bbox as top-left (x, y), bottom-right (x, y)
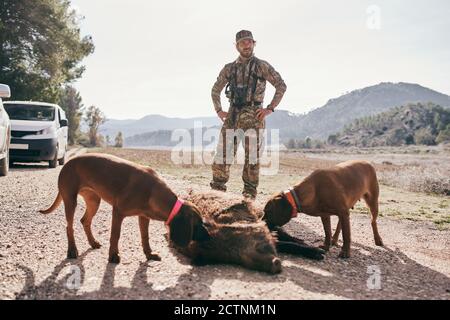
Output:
top-left (1, 149), bottom-right (449, 299)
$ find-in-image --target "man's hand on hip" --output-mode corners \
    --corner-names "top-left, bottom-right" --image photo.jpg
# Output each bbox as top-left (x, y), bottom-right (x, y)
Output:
top-left (256, 108), bottom-right (273, 121)
top-left (217, 110), bottom-right (228, 122)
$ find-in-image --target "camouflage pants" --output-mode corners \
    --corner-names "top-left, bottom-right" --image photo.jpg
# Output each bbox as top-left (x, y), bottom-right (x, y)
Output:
top-left (210, 105), bottom-right (265, 197)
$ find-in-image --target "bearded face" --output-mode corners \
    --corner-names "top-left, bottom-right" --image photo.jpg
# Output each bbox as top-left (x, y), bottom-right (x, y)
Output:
top-left (236, 38), bottom-right (255, 58)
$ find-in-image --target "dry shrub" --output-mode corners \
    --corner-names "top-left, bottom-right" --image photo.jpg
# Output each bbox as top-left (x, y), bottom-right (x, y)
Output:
top-left (379, 166), bottom-right (450, 195)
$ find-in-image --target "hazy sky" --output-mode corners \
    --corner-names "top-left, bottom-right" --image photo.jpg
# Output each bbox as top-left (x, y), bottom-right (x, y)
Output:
top-left (71, 0), bottom-right (450, 120)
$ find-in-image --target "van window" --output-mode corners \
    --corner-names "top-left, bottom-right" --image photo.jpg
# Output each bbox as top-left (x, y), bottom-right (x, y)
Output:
top-left (4, 104), bottom-right (55, 121)
top-left (58, 107), bottom-right (68, 120)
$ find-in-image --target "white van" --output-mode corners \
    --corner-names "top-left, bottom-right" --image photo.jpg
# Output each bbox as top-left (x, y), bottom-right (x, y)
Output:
top-left (3, 101), bottom-right (68, 168)
top-left (0, 84), bottom-right (11, 176)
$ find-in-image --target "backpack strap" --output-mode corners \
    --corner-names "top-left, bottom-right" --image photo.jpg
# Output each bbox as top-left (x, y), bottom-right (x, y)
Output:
top-left (225, 62), bottom-right (238, 100)
top-left (250, 57), bottom-right (261, 102)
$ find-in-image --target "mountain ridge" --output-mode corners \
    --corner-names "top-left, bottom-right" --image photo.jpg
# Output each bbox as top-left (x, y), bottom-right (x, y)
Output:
top-left (96, 82), bottom-right (450, 144)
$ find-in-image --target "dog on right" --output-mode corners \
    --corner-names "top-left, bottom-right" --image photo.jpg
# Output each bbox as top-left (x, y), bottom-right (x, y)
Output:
top-left (263, 160), bottom-right (384, 258)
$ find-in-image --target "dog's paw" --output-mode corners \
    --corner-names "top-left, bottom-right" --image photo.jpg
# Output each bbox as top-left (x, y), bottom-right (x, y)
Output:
top-left (91, 241), bottom-right (102, 249)
top-left (108, 253), bottom-right (121, 264)
top-left (375, 238), bottom-right (384, 246)
top-left (338, 250), bottom-right (350, 259)
top-left (146, 252), bottom-right (162, 261)
top-left (67, 248), bottom-right (78, 259)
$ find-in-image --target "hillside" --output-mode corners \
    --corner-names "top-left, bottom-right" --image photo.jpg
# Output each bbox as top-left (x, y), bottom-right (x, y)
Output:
top-left (97, 115), bottom-right (221, 139)
top-left (125, 127), bottom-right (218, 147)
top-left (123, 110), bottom-right (304, 147)
top-left (330, 103), bottom-right (450, 147)
top-left (296, 82), bottom-right (450, 139)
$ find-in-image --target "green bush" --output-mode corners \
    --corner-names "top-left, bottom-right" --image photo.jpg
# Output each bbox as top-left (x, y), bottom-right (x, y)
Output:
top-left (414, 128), bottom-right (436, 146)
top-left (436, 125), bottom-right (450, 144)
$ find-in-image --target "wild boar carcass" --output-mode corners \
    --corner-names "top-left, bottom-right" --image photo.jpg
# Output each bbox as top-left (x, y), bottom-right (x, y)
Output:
top-left (172, 191), bottom-right (324, 274)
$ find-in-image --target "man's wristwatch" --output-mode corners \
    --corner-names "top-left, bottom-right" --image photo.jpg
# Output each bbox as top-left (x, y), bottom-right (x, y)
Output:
top-left (266, 106), bottom-right (275, 112)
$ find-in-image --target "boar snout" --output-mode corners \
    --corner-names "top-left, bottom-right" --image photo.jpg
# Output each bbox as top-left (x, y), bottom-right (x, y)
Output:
top-left (242, 252), bottom-right (282, 274)
top-left (271, 257), bottom-right (282, 274)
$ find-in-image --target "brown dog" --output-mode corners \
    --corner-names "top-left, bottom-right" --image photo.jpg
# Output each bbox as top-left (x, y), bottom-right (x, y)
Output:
top-left (263, 160), bottom-right (384, 258)
top-left (39, 153), bottom-right (209, 263)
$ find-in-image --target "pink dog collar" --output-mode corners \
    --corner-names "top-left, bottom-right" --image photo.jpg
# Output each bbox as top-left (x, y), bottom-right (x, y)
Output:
top-left (165, 199), bottom-right (184, 225)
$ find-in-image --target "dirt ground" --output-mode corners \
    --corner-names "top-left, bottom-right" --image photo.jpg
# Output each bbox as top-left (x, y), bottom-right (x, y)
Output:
top-left (0, 147), bottom-right (449, 299)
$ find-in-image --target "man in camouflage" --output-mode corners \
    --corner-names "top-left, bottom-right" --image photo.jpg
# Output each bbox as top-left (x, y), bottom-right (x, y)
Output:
top-left (210, 30), bottom-right (287, 199)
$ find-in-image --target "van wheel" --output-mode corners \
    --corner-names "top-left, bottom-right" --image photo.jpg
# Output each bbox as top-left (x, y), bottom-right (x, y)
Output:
top-left (0, 147), bottom-right (9, 176)
top-left (58, 148), bottom-right (66, 165)
top-left (49, 146), bottom-right (59, 168)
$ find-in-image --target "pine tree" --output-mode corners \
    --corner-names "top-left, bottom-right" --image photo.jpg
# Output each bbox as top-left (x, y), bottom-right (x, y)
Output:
top-left (84, 106), bottom-right (106, 147)
top-left (0, 0), bottom-right (94, 102)
top-left (115, 132), bottom-right (124, 148)
top-left (59, 86), bottom-right (83, 145)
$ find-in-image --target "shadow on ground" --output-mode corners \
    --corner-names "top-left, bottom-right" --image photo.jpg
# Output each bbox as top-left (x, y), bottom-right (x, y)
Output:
top-left (15, 220), bottom-right (450, 300)
top-left (10, 162), bottom-right (52, 172)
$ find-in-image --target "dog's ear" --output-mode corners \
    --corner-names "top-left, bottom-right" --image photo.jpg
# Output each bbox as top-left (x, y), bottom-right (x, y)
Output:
top-left (191, 205), bottom-right (210, 242)
top-left (169, 206), bottom-right (194, 247)
top-left (169, 212), bottom-right (191, 247)
top-left (262, 193), bottom-right (292, 228)
top-left (169, 203), bottom-right (210, 247)
top-left (193, 221), bottom-right (210, 242)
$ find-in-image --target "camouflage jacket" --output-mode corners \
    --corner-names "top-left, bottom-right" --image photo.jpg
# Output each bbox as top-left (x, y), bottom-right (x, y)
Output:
top-left (211, 54), bottom-right (287, 113)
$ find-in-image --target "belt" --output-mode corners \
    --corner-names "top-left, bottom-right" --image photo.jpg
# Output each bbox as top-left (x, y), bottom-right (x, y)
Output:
top-left (233, 101), bottom-right (262, 108)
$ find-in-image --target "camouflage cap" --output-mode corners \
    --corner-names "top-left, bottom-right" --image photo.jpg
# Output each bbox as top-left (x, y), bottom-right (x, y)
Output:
top-left (236, 30), bottom-right (254, 43)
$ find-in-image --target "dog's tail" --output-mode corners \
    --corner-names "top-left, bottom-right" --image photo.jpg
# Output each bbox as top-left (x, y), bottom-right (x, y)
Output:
top-left (39, 192), bottom-right (62, 214)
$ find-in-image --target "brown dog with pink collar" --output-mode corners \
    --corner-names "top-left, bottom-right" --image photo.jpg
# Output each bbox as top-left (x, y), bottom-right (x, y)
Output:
top-left (262, 160), bottom-right (384, 258)
top-left (40, 153), bottom-right (209, 263)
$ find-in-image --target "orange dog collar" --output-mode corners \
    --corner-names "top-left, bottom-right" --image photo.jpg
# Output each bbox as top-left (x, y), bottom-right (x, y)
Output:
top-left (283, 189), bottom-right (301, 218)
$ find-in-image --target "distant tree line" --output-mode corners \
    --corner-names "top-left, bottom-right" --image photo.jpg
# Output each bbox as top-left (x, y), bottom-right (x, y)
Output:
top-left (58, 88), bottom-right (113, 148)
top-left (285, 136), bottom-right (325, 149)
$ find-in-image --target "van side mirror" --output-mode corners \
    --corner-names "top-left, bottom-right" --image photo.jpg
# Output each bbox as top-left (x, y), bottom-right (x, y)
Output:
top-left (0, 84), bottom-right (11, 98)
top-left (60, 119), bottom-right (68, 127)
